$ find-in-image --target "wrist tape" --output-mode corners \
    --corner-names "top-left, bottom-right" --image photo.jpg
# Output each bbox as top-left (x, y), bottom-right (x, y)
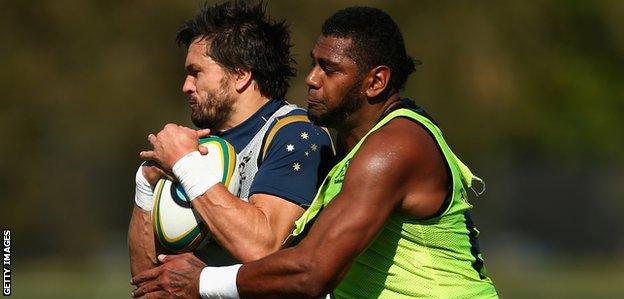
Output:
top-left (172, 151), bottom-right (221, 201)
top-left (134, 165), bottom-right (155, 211)
top-left (199, 264), bottom-right (242, 299)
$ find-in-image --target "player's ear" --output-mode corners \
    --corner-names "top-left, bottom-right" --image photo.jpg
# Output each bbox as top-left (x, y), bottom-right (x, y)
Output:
top-left (364, 65), bottom-right (391, 98)
top-left (233, 68), bottom-right (253, 93)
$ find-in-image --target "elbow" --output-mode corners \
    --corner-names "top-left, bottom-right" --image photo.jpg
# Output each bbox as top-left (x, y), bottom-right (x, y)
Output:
top-left (297, 258), bottom-right (338, 298)
top-left (236, 243), bottom-right (281, 263)
top-left (301, 281), bottom-right (330, 298)
top-left (237, 250), bottom-right (268, 263)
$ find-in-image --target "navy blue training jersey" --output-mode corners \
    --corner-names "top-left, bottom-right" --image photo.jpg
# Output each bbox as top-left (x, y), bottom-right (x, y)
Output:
top-left (216, 99), bottom-right (334, 207)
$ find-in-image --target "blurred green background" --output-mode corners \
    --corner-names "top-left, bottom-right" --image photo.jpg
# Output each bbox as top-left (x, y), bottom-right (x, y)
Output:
top-left (1, 0), bottom-right (623, 298)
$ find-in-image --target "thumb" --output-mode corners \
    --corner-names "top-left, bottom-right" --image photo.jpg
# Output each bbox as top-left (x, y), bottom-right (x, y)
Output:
top-left (198, 145), bottom-right (209, 156)
top-left (157, 254), bottom-right (169, 263)
top-left (196, 128), bottom-right (211, 138)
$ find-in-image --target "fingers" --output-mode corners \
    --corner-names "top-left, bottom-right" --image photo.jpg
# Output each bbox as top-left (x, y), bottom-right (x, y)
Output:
top-left (139, 151), bottom-right (157, 161)
top-left (147, 133), bottom-right (157, 146)
top-left (157, 253), bottom-right (194, 264)
top-left (164, 123), bottom-right (180, 131)
top-left (131, 281), bottom-right (162, 298)
top-left (131, 266), bottom-right (161, 286)
top-left (142, 163), bottom-right (168, 185)
top-left (144, 134), bottom-right (158, 160)
top-left (157, 253), bottom-right (187, 263)
top-left (142, 160), bottom-right (158, 167)
top-left (139, 291), bottom-right (167, 299)
top-left (196, 128), bottom-right (211, 138)
top-left (198, 145), bottom-right (209, 155)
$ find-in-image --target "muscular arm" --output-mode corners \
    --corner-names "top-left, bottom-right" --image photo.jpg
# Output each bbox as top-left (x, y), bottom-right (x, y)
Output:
top-left (128, 193), bottom-right (289, 276)
top-left (195, 121), bottom-right (330, 262)
top-left (128, 163), bottom-right (169, 276)
top-left (236, 119), bottom-right (449, 297)
top-left (128, 205), bottom-right (159, 276)
top-left (139, 123), bottom-right (328, 263)
top-left (192, 187), bottom-right (304, 262)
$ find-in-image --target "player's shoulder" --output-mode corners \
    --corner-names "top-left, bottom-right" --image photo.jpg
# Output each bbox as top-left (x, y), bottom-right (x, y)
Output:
top-left (375, 116), bottom-right (433, 145)
top-left (355, 117), bottom-right (437, 172)
top-left (259, 106), bottom-right (333, 160)
top-left (268, 108), bottom-right (331, 144)
top-left (279, 106), bottom-right (307, 117)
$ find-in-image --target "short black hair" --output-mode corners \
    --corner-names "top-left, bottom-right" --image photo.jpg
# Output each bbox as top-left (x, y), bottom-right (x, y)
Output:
top-left (177, 1), bottom-right (296, 99)
top-left (322, 6), bottom-right (417, 91)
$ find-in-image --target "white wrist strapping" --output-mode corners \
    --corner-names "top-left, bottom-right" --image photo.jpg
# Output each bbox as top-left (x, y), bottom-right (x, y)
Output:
top-left (172, 151), bottom-right (221, 201)
top-left (199, 264), bottom-right (242, 299)
top-left (135, 165), bottom-right (156, 211)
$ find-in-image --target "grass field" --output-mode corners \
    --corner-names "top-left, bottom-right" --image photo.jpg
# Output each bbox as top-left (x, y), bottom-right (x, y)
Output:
top-left (9, 256), bottom-right (624, 298)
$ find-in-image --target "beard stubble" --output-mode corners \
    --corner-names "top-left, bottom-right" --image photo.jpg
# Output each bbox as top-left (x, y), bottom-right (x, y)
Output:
top-left (191, 75), bottom-right (235, 130)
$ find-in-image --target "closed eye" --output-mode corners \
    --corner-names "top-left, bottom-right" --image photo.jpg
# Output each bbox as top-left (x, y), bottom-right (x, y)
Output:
top-left (185, 64), bottom-right (200, 76)
top-left (319, 61), bottom-right (336, 74)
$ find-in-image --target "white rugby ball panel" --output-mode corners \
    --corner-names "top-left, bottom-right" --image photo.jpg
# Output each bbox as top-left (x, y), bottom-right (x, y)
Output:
top-left (152, 179), bottom-right (207, 252)
top-left (152, 136), bottom-right (239, 252)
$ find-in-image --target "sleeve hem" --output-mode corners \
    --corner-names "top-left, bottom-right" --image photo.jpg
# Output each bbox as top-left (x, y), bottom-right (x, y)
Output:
top-left (249, 185), bottom-right (312, 208)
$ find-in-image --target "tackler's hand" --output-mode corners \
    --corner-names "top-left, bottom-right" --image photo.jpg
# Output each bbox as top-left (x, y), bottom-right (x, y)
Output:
top-left (131, 253), bottom-right (205, 299)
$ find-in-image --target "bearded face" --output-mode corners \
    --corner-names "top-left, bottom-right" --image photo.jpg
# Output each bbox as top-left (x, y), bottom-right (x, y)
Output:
top-left (190, 74), bottom-right (235, 130)
top-left (306, 35), bottom-right (367, 129)
top-left (307, 79), bottom-right (364, 128)
top-left (183, 39), bottom-right (237, 130)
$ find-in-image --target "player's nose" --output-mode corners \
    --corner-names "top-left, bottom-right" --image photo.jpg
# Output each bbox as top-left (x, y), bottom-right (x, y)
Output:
top-left (305, 67), bottom-right (321, 90)
top-left (182, 75), bottom-right (195, 94)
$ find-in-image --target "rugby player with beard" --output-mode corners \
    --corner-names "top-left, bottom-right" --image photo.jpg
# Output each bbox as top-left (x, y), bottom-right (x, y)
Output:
top-left (128, 0), bottom-right (334, 280)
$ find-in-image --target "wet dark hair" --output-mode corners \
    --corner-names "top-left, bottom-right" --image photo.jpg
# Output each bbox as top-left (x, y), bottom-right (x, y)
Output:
top-left (177, 1), bottom-right (296, 99)
top-left (322, 6), bottom-right (418, 91)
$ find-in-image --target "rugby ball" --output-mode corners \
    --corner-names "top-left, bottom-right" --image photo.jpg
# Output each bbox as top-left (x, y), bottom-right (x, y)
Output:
top-left (152, 136), bottom-right (240, 253)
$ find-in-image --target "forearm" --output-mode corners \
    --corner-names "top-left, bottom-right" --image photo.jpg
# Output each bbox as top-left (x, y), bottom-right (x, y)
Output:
top-left (234, 219), bottom-right (354, 297)
top-left (128, 205), bottom-right (158, 276)
top-left (231, 191), bottom-right (397, 297)
top-left (171, 149), bottom-right (303, 262)
top-left (225, 207), bottom-right (357, 298)
top-left (235, 245), bottom-right (327, 298)
top-left (192, 185), bottom-right (279, 262)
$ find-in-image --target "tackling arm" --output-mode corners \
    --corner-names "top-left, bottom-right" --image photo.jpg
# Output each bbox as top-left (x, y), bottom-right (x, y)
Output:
top-left (235, 119), bottom-right (448, 297)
